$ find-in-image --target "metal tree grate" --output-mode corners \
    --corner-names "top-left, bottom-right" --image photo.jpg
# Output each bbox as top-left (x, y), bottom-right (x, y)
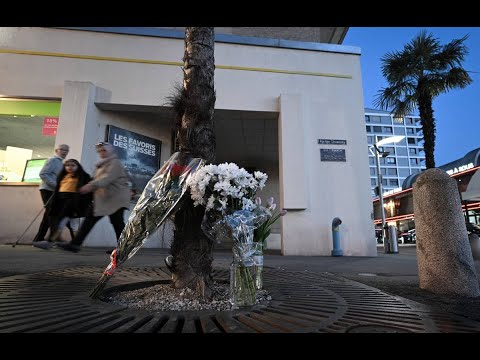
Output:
top-left (1, 266), bottom-right (480, 333)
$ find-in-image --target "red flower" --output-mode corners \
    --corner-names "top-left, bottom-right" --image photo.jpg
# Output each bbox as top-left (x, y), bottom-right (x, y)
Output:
top-left (171, 164), bottom-right (187, 178)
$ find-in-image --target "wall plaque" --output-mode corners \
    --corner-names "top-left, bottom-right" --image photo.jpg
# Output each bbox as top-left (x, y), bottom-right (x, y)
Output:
top-left (320, 149), bottom-right (346, 162)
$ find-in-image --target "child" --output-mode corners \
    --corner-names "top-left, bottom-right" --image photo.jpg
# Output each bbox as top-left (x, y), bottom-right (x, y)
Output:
top-left (36, 159), bottom-right (92, 248)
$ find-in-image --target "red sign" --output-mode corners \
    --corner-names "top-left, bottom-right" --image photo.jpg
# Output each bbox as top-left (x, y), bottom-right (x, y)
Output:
top-left (42, 117), bottom-right (59, 136)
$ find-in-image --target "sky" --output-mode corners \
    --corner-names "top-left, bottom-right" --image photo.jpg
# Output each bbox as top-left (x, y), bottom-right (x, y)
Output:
top-left (343, 27), bottom-right (480, 167)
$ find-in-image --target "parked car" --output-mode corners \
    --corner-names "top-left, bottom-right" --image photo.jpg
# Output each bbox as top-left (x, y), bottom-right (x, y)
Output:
top-left (466, 222), bottom-right (480, 236)
top-left (399, 229), bottom-right (416, 244)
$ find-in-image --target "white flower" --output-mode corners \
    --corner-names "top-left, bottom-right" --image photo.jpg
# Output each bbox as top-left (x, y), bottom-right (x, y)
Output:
top-left (188, 162), bottom-right (270, 214)
top-left (242, 198), bottom-right (255, 211)
top-left (206, 194), bottom-right (216, 211)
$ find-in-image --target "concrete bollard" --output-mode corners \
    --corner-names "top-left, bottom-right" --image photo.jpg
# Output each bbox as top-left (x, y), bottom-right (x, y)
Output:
top-left (414, 168), bottom-right (480, 297)
top-left (331, 217), bottom-right (343, 257)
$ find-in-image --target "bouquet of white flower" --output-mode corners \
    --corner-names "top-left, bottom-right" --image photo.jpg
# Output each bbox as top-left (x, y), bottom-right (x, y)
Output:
top-left (188, 163), bottom-right (269, 306)
top-left (188, 162), bottom-right (268, 213)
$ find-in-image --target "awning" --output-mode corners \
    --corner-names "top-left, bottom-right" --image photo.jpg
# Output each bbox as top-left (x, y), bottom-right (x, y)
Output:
top-left (462, 169), bottom-right (480, 202)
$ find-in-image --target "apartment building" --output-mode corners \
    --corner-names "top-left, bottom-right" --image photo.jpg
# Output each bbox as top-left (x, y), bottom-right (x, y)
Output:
top-left (365, 108), bottom-right (426, 197)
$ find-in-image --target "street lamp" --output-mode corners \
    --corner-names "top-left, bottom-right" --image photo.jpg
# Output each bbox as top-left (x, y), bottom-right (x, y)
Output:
top-left (370, 135), bottom-right (405, 250)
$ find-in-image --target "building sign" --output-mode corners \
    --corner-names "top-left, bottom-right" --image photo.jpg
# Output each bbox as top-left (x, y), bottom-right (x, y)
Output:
top-left (42, 117), bottom-right (59, 136)
top-left (320, 149), bottom-right (346, 162)
top-left (106, 125), bottom-right (162, 195)
top-left (445, 162), bottom-right (474, 175)
top-left (318, 139), bottom-right (347, 145)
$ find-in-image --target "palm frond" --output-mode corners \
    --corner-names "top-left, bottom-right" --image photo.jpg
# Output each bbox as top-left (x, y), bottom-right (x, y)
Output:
top-left (373, 81), bottom-right (416, 111)
top-left (439, 34), bottom-right (470, 67)
top-left (444, 67), bottom-right (473, 89)
top-left (381, 50), bottom-right (413, 84)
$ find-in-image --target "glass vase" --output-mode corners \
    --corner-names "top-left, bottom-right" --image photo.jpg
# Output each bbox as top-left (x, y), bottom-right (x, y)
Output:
top-left (230, 261), bottom-right (256, 307)
top-left (253, 242), bottom-right (264, 290)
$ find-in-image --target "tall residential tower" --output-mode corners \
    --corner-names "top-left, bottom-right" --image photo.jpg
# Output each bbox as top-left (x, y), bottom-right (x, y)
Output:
top-left (365, 108), bottom-right (426, 196)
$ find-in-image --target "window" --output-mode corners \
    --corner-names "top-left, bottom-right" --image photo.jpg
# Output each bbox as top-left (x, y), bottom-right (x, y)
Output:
top-left (409, 148), bottom-right (417, 155)
top-left (407, 137), bottom-right (416, 145)
top-left (383, 126), bottom-right (393, 133)
top-left (396, 147), bottom-right (407, 156)
top-left (373, 126), bottom-right (382, 133)
top-left (380, 116), bottom-right (392, 124)
top-left (370, 116), bottom-right (381, 123)
top-left (365, 115), bottom-right (370, 123)
top-left (369, 157), bottom-right (375, 165)
top-left (0, 100), bottom-right (61, 183)
top-left (389, 179), bottom-right (399, 186)
top-left (387, 168), bottom-right (397, 175)
top-left (367, 136), bottom-right (374, 144)
top-left (406, 127), bottom-right (415, 134)
top-left (393, 116), bottom-right (404, 124)
top-left (386, 157), bottom-right (396, 164)
top-left (397, 158), bottom-right (409, 166)
top-left (371, 178), bottom-right (377, 186)
top-left (366, 125), bottom-right (371, 132)
top-left (370, 168), bottom-right (376, 176)
top-left (410, 158), bottom-right (418, 165)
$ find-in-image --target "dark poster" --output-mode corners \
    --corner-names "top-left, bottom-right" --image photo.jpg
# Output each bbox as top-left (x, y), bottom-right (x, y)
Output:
top-left (107, 125), bottom-right (161, 195)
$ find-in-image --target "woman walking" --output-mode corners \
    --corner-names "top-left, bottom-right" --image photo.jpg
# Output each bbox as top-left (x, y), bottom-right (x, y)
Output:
top-left (57, 142), bottom-right (131, 253)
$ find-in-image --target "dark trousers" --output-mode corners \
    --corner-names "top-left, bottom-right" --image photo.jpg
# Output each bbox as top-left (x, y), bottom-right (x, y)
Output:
top-left (33, 190), bottom-right (75, 242)
top-left (32, 190), bottom-right (53, 242)
top-left (71, 208), bottom-right (125, 247)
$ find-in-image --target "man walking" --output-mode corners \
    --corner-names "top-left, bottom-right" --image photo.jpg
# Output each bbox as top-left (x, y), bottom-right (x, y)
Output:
top-left (32, 144), bottom-right (70, 245)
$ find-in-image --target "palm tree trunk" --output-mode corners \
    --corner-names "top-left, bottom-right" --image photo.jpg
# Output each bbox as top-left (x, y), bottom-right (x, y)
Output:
top-left (169, 27), bottom-right (216, 300)
top-left (177, 27), bottom-right (216, 161)
top-left (418, 94), bottom-right (436, 169)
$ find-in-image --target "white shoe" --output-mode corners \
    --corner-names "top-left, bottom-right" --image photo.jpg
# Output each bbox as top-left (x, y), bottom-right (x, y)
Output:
top-left (164, 255), bottom-right (175, 272)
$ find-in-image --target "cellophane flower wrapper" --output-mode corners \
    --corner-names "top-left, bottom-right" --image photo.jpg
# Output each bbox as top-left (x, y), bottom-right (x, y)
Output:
top-left (90, 152), bottom-right (205, 298)
top-left (224, 209), bottom-right (268, 264)
top-left (202, 209), bottom-right (268, 306)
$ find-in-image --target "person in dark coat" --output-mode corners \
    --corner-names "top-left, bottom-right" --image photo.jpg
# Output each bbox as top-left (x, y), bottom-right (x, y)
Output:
top-left (33, 159), bottom-right (92, 249)
top-left (32, 144), bottom-right (70, 243)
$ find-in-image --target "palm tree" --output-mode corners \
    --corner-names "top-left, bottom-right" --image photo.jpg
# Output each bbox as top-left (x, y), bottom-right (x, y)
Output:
top-left (167, 27), bottom-right (216, 300)
top-left (374, 30), bottom-right (472, 168)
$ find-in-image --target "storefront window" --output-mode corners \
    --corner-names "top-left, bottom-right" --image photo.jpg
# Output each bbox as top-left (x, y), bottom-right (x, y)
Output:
top-left (0, 99), bottom-right (60, 183)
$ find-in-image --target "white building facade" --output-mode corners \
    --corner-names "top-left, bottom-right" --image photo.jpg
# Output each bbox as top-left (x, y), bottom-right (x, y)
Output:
top-left (365, 108), bottom-right (426, 197)
top-left (0, 27), bottom-right (376, 256)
